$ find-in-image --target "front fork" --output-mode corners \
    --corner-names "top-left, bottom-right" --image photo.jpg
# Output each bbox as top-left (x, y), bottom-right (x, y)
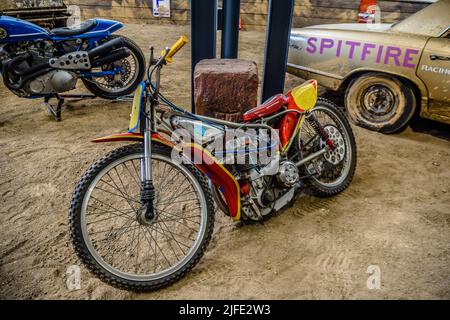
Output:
top-left (140, 104), bottom-right (156, 220)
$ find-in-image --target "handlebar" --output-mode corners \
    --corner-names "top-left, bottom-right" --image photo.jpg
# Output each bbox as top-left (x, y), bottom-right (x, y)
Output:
top-left (164, 36), bottom-right (188, 63)
top-left (146, 36), bottom-right (189, 95)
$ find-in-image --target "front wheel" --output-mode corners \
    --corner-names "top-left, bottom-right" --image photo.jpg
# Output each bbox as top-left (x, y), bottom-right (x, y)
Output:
top-left (82, 35), bottom-right (146, 99)
top-left (297, 98), bottom-right (357, 197)
top-left (69, 144), bottom-right (215, 291)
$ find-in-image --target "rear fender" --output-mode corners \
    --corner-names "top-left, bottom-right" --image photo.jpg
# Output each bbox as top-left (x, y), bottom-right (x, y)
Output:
top-left (79, 19), bottom-right (124, 40)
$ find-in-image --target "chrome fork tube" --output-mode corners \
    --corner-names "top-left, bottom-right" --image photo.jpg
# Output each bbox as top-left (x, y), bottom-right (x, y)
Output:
top-left (140, 95), bottom-right (156, 219)
top-left (143, 117), bottom-right (152, 181)
top-left (144, 67), bottom-right (160, 181)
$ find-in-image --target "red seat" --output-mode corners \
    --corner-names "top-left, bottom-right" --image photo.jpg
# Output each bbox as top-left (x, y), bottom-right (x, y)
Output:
top-left (243, 94), bottom-right (288, 122)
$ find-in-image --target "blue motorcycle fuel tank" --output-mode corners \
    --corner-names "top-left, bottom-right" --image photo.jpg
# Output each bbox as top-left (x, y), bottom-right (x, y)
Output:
top-left (0, 15), bottom-right (50, 42)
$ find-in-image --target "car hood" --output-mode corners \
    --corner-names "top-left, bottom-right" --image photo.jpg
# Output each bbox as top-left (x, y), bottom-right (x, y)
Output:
top-left (295, 23), bottom-right (393, 33)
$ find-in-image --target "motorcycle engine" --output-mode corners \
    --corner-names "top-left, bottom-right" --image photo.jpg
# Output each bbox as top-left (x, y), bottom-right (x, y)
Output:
top-left (169, 116), bottom-right (302, 221)
top-left (27, 69), bottom-right (77, 95)
top-left (0, 41), bottom-right (78, 97)
top-left (235, 159), bottom-right (301, 222)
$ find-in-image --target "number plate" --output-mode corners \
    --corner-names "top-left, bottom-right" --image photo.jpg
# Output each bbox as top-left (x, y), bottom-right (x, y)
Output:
top-left (128, 82), bottom-right (145, 132)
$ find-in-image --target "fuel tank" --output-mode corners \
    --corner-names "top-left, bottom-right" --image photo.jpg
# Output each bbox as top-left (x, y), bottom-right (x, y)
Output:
top-left (0, 15), bottom-right (50, 42)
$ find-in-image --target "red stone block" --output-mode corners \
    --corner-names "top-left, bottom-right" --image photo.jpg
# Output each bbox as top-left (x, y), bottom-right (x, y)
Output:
top-left (194, 59), bottom-right (258, 122)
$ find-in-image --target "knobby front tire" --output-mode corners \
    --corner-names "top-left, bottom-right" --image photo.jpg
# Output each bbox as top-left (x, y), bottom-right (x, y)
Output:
top-left (69, 144), bottom-right (215, 291)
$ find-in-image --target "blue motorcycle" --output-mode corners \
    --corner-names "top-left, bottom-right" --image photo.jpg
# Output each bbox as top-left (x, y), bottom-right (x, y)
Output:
top-left (0, 15), bottom-right (146, 108)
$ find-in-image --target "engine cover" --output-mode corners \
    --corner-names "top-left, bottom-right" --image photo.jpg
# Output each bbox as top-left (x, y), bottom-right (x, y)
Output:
top-left (49, 51), bottom-right (91, 70)
top-left (27, 70), bottom-right (77, 94)
top-left (277, 161), bottom-right (300, 187)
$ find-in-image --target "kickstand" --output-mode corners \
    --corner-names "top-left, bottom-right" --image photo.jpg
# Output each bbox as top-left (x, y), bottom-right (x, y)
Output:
top-left (44, 95), bottom-right (64, 122)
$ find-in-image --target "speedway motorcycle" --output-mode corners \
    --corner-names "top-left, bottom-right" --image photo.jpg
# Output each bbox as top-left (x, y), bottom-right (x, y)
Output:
top-left (69, 37), bottom-right (357, 291)
top-left (0, 15), bottom-right (145, 118)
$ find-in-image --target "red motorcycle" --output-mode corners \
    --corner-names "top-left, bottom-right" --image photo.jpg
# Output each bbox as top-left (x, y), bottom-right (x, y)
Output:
top-left (69, 37), bottom-right (357, 291)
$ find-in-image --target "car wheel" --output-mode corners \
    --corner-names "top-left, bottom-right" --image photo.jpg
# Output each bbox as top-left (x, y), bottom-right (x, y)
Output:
top-left (345, 73), bottom-right (416, 134)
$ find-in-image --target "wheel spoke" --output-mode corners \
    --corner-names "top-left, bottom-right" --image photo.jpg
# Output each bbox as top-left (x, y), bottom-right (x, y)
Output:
top-left (144, 225), bottom-right (172, 268)
top-left (87, 211), bottom-right (134, 225)
top-left (90, 195), bottom-right (135, 218)
top-left (122, 162), bottom-right (141, 188)
top-left (150, 222), bottom-right (196, 242)
top-left (157, 207), bottom-right (201, 226)
top-left (94, 185), bottom-right (140, 204)
top-left (157, 183), bottom-right (194, 214)
top-left (104, 172), bottom-right (137, 211)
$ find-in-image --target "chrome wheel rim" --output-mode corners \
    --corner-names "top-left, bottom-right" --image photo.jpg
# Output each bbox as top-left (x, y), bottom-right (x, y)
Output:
top-left (360, 85), bottom-right (397, 123)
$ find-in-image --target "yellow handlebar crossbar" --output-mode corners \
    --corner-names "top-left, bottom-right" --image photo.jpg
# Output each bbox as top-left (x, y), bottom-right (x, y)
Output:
top-left (164, 36), bottom-right (188, 63)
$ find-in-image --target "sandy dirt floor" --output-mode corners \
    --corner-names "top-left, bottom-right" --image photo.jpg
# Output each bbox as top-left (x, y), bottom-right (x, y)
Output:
top-left (0, 24), bottom-right (449, 300)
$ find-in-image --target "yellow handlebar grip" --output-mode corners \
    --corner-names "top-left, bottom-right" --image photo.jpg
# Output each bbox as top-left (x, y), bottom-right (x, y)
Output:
top-left (164, 36), bottom-right (188, 63)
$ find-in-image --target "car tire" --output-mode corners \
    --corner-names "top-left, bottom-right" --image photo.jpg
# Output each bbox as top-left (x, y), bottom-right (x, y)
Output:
top-left (345, 73), bottom-right (416, 134)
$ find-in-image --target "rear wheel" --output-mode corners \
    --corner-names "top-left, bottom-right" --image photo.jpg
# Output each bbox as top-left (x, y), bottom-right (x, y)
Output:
top-left (82, 35), bottom-right (146, 99)
top-left (297, 98), bottom-right (357, 197)
top-left (69, 144), bottom-right (215, 291)
top-left (345, 73), bottom-right (416, 134)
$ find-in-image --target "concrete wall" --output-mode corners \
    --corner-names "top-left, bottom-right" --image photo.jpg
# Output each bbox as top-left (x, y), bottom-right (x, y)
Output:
top-left (65, 0), bottom-right (189, 24)
top-left (66, 0), bottom-right (431, 29)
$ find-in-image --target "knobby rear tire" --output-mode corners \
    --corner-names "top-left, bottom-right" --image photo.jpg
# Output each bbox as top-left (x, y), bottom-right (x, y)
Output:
top-left (305, 98), bottom-right (357, 198)
top-left (83, 35), bottom-right (146, 99)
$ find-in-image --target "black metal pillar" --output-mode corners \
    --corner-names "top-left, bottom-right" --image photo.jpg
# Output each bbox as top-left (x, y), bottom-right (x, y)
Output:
top-left (191, 0), bottom-right (217, 113)
top-left (221, 0), bottom-right (241, 59)
top-left (261, 0), bottom-right (295, 102)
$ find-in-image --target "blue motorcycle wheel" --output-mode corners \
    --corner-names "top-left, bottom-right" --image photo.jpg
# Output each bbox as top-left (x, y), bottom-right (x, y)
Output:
top-left (82, 35), bottom-right (146, 99)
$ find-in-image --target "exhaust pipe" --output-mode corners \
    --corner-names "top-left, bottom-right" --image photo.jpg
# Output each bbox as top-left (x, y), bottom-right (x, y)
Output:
top-left (13, 61), bottom-right (49, 77)
top-left (3, 53), bottom-right (32, 76)
top-left (91, 48), bottom-right (131, 68)
top-left (4, 66), bottom-right (53, 91)
top-left (88, 38), bottom-right (125, 60)
top-left (1, 53), bottom-right (53, 90)
top-left (2, 38), bottom-right (129, 89)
